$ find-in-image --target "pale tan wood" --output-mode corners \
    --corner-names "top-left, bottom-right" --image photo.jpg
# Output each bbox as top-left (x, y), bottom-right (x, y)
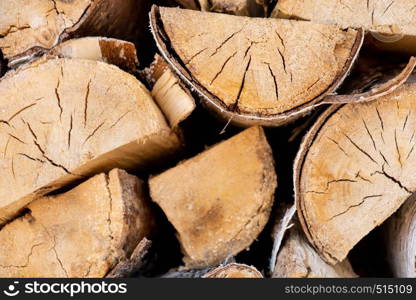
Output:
top-left (175, 0), bottom-right (264, 16)
top-left (0, 169), bottom-right (154, 278)
top-left (203, 263), bottom-right (263, 278)
top-left (272, 0), bottom-right (416, 54)
top-left (0, 57), bottom-right (181, 224)
top-left (49, 37), bottom-right (139, 72)
top-left (295, 80), bottom-right (416, 264)
top-left (150, 6), bottom-right (364, 127)
top-left (384, 193), bottom-right (416, 277)
top-left (273, 226), bottom-right (357, 278)
top-left (0, 0), bottom-right (150, 66)
top-left (149, 126), bottom-right (277, 268)
top-left (145, 55), bottom-right (196, 128)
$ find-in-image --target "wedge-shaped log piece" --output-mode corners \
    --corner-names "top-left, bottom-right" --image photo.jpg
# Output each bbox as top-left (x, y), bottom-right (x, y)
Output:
top-left (0, 58), bottom-right (180, 224)
top-left (295, 80), bottom-right (416, 264)
top-left (149, 126), bottom-right (277, 268)
top-left (203, 263), bottom-right (263, 278)
top-left (150, 6), bottom-right (363, 126)
top-left (0, 169), bottom-right (153, 277)
top-left (385, 193), bottom-right (416, 277)
top-left (273, 226), bottom-right (357, 278)
top-left (0, 0), bottom-right (151, 66)
top-left (49, 37), bottom-right (139, 72)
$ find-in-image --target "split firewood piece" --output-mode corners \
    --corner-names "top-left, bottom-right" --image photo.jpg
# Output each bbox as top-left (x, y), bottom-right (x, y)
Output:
top-left (272, 0), bottom-right (416, 35)
top-left (49, 37), bottom-right (139, 72)
top-left (295, 79), bottom-right (416, 265)
top-left (0, 169), bottom-right (154, 277)
top-left (0, 0), bottom-right (151, 67)
top-left (149, 126), bottom-right (277, 268)
top-left (203, 263), bottom-right (263, 278)
top-left (384, 193), bottom-right (416, 277)
top-left (271, 0), bottom-right (416, 54)
top-left (150, 6), bottom-right (364, 127)
top-left (273, 226), bottom-right (357, 278)
top-left (0, 57), bottom-right (181, 224)
top-left (144, 55), bottom-right (196, 128)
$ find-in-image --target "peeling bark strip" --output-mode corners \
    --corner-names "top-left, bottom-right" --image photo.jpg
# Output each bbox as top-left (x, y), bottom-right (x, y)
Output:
top-left (150, 6), bottom-right (364, 127)
top-left (384, 193), bottom-right (416, 277)
top-left (49, 37), bottom-right (139, 72)
top-left (0, 169), bottom-right (154, 277)
top-left (294, 80), bottom-right (416, 265)
top-left (0, 0), bottom-right (151, 66)
top-left (0, 58), bottom-right (181, 224)
top-left (203, 263), bottom-right (263, 278)
top-left (149, 126), bottom-right (277, 268)
top-left (144, 55), bottom-right (196, 128)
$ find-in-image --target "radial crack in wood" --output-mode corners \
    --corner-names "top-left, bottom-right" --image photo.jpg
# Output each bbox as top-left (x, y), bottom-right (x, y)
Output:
top-left (149, 126), bottom-right (277, 268)
top-left (295, 79), bottom-right (416, 264)
top-left (150, 6), bottom-right (364, 127)
top-left (0, 169), bottom-right (154, 277)
top-left (0, 57), bottom-right (181, 224)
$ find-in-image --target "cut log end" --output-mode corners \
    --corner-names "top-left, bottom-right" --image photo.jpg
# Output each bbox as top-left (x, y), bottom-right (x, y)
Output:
top-left (150, 5), bottom-right (364, 126)
top-left (295, 79), bottom-right (416, 264)
top-left (0, 57), bottom-right (180, 223)
top-left (203, 263), bottom-right (263, 278)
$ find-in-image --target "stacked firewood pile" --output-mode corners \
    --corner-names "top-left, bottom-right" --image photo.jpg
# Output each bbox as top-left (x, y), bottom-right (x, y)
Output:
top-left (1, 0), bottom-right (416, 278)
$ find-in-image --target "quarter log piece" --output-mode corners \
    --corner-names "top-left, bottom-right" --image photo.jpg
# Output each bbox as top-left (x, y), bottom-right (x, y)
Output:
top-left (144, 55), bottom-right (196, 128)
top-left (0, 169), bottom-right (154, 277)
top-left (0, 0), bottom-right (151, 67)
top-left (384, 192), bottom-right (416, 277)
top-left (295, 79), bottom-right (416, 265)
top-left (0, 57), bottom-right (181, 224)
top-left (271, 0), bottom-right (416, 54)
top-left (150, 6), bottom-right (365, 127)
top-left (203, 263), bottom-right (263, 278)
top-left (149, 126), bottom-right (277, 268)
top-left (49, 37), bottom-right (139, 72)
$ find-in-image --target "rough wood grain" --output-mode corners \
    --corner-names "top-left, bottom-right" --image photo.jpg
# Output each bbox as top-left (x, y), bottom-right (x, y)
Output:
top-left (149, 126), bottom-right (277, 268)
top-left (0, 57), bottom-right (180, 224)
top-left (0, 169), bottom-right (153, 277)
